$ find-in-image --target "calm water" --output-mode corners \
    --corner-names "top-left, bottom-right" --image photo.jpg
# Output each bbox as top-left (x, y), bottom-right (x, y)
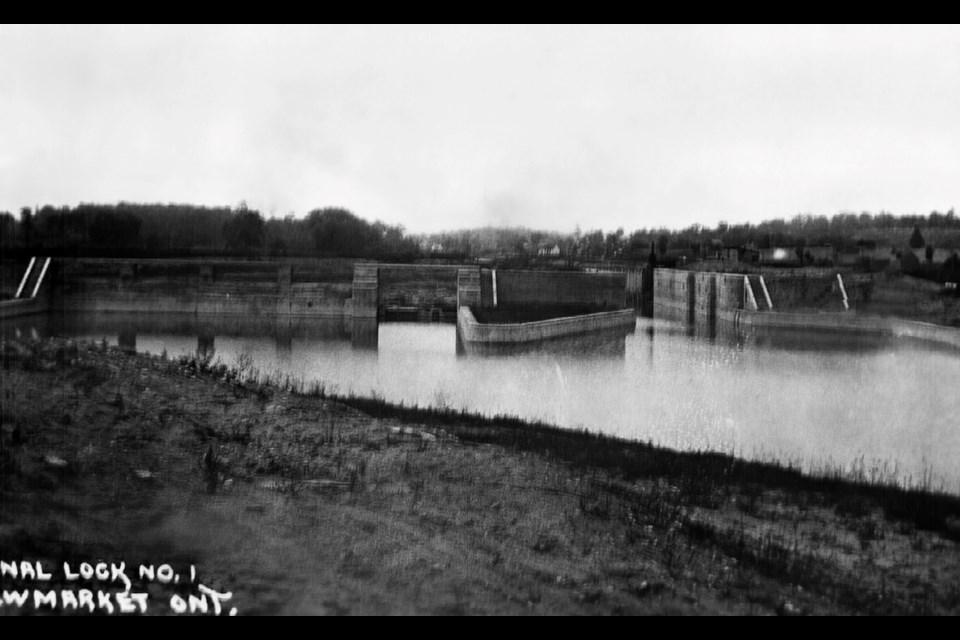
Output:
top-left (6, 311), bottom-right (960, 492)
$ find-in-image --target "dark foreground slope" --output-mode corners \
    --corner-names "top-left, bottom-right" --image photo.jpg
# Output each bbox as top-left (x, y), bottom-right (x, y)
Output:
top-left (1, 338), bottom-right (959, 615)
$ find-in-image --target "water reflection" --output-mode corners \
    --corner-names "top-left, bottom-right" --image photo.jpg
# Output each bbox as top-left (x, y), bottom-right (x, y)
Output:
top-left (3, 311), bottom-right (960, 492)
top-left (350, 318), bottom-right (379, 351)
top-left (652, 309), bottom-right (898, 354)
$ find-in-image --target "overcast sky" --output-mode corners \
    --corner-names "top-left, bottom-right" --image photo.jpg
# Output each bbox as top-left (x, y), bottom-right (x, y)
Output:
top-left (1, 24), bottom-right (958, 234)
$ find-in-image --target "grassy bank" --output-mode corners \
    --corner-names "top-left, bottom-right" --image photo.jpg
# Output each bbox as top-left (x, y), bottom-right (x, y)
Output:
top-left (1, 338), bottom-right (959, 615)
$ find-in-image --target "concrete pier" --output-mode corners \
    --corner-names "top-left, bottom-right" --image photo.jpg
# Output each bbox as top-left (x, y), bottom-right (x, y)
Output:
top-left (351, 264), bottom-right (379, 319)
top-left (456, 268), bottom-right (635, 347)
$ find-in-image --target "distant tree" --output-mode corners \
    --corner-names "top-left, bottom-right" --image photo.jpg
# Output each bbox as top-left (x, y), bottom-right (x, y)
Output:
top-left (909, 226), bottom-right (926, 249)
top-left (0, 211), bottom-right (14, 247)
top-left (307, 207), bottom-right (377, 257)
top-left (268, 237), bottom-right (288, 257)
top-left (942, 252), bottom-right (960, 281)
top-left (89, 210), bottom-right (142, 248)
top-left (582, 230), bottom-right (604, 259)
top-left (656, 234), bottom-right (669, 256)
top-left (19, 207), bottom-right (33, 246)
top-left (223, 206), bottom-right (265, 252)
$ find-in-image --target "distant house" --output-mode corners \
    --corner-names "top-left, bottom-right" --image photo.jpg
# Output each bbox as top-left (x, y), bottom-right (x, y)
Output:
top-left (759, 247), bottom-right (801, 267)
top-left (900, 250), bottom-right (921, 273)
top-left (943, 252), bottom-right (960, 279)
top-left (804, 245), bottom-right (836, 265)
top-left (720, 247), bottom-right (740, 262)
top-left (901, 248), bottom-right (960, 278)
top-left (836, 249), bottom-right (861, 267)
top-left (910, 247), bottom-right (954, 265)
top-left (740, 246), bottom-right (760, 264)
top-left (537, 243), bottom-right (561, 257)
top-left (664, 248), bottom-right (696, 264)
top-left (859, 244), bottom-right (893, 261)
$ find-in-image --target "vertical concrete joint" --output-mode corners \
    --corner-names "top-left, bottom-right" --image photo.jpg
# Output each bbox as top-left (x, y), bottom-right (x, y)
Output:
top-left (352, 264), bottom-right (380, 318)
top-left (457, 268), bottom-right (482, 309)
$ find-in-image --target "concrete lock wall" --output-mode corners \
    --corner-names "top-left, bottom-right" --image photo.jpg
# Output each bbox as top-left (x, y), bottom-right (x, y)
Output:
top-left (57, 259), bottom-right (355, 318)
top-left (457, 268), bottom-right (482, 309)
top-left (0, 296), bottom-right (49, 320)
top-left (652, 269), bottom-right (694, 323)
top-left (625, 267), bottom-right (653, 314)
top-left (44, 259), bottom-right (641, 326)
top-left (717, 273), bottom-right (747, 318)
top-left (351, 264), bottom-right (379, 319)
top-left (694, 272), bottom-right (717, 325)
top-left (654, 268), bottom-right (747, 328)
top-left (1, 258), bottom-right (56, 319)
top-left (480, 270), bottom-right (494, 308)
top-left (456, 269), bottom-right (634, 345)
top-left (377, 264), bottom-right (460, 312)
top-left (753, 273), bottom-right (871, 311)
top-left (759, 274), bottom-right (839, 311)
top-left (457, 306), bottom-right (636, 344)
top-left (492, 270), bottom-right (626, 309)
top-left (737, 311), bottom-right (960, 350)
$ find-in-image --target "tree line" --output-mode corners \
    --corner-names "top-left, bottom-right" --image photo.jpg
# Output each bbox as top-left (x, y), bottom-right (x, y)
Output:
top-left (616, 210), bottom-right (960, 262)
top-left (0, 202), bottom-right (419, 261)
top-left (1, 203), bottom-right (958, 264)
top-left (414, 210), bottom-right (960, 264)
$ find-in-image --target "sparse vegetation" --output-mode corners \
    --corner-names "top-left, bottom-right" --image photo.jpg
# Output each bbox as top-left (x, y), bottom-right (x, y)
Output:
top-left (1, 336), bottom-right (959, 614)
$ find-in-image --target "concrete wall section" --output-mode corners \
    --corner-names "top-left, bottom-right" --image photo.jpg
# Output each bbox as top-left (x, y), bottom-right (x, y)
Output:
top-left (653, 269), bottom-right (695, 321)
top-left (60, 282), bottom-right (354, 317)
top-left (737, 311), bottom-right (960, 350)
top-left (480, 269), bottom-right (495, 308)
top-left (694, 272), bottom-right (717, 325)
top-left (458, 306), bottom-right (636, 344)
top-left (457, 268), bottom-right (482, 309)
top-left (378, 264), bottom-right (460, 312)
top-left (57, 259), bottom-right (355, 317)
top-left (716, 274), bottom-right (746, 314)
top-left (737, 310), bottom-right (882, 333)
top-left (625, 267), bottom-right (653, 315)
top-left (756, 273), bottom-right (872, 312)
top-left (0, 296), bottom-right (48, 319)
top-left (655, 268), bottom-right (748, 335)
top-left (351, 264), bottom-right (379, 318)
top-left (891, 318), bottom-right (960, 349)
top-left (655, 266), bottom-right (960, 350)
top-left (494, 270), bottom-right (626, 309)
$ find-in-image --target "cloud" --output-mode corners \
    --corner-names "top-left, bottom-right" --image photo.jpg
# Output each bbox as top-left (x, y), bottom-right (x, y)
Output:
top-left (1, 25), bottom-right (958, 230)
